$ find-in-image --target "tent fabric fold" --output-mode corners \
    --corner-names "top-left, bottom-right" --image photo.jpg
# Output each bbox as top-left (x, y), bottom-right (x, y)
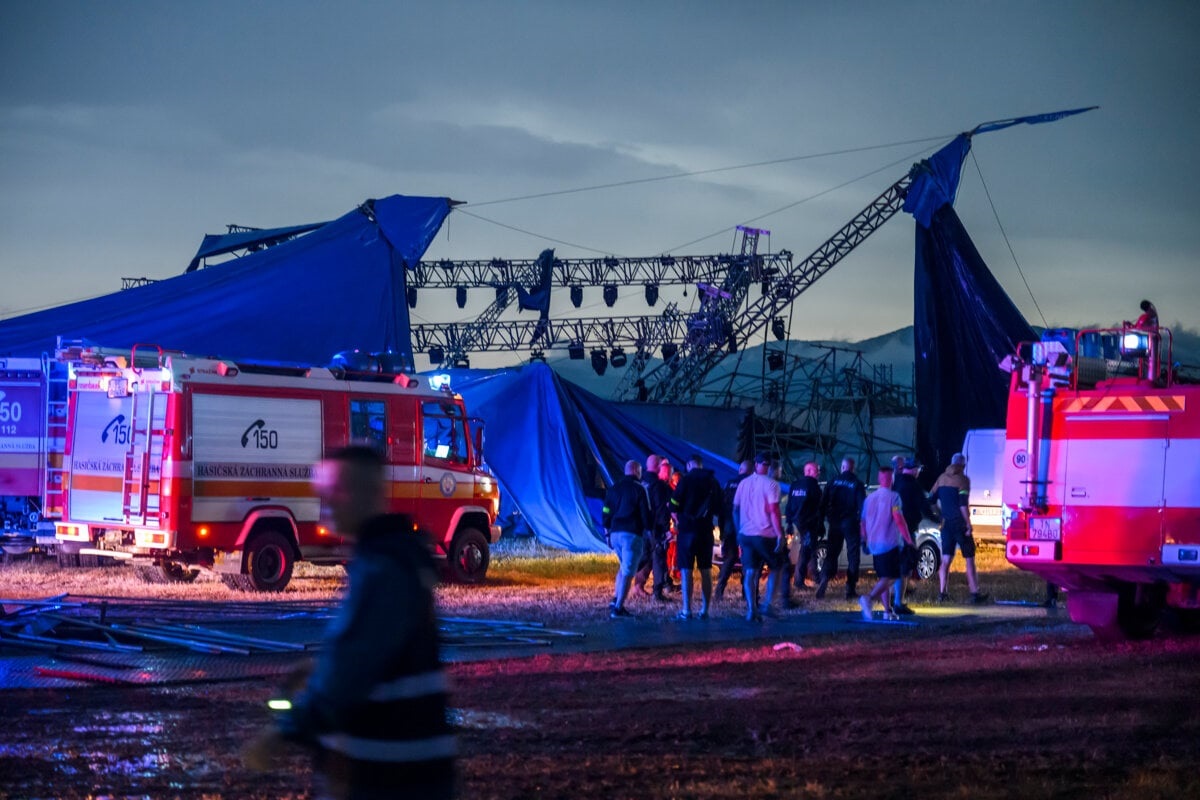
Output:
top-left (449, 363), bottom-right (738, 553)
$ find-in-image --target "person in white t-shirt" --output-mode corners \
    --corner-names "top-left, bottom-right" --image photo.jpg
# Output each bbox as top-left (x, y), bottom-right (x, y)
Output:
top-left (857, 466), bottom-right (913, 621)
top-left (732, 452), bottom-right (784, 622)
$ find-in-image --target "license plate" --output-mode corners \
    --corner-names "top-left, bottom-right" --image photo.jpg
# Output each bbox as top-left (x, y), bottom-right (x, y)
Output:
top-left (1029, 517), bottom-right (1061, 541)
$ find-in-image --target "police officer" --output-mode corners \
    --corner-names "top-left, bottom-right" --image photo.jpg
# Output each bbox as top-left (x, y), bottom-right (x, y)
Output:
top-left (817, 456), bottom-right (866, 599)
top-left (785, 461), bottom-right (823, 590)
top-left (714, 460), bottom-right (752, 601)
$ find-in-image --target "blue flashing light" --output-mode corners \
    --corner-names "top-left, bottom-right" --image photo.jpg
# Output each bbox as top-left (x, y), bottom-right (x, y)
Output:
top-left (428, 374), bottom-right (453, 392)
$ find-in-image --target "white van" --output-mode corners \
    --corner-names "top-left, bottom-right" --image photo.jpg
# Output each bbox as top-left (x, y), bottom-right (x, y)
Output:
top-left (961, 428), bottom-right (1006, 543)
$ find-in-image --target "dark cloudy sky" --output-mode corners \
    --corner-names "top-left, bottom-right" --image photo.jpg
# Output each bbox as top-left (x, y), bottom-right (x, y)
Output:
top-left (2, 1), bottom-right (1197, 344)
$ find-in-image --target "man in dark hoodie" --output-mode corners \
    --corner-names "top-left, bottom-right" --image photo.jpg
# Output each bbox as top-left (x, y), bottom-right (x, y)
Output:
top-left (244, 445), bottom-right (456, 799)
top-left (670, 454), bottom-right (725, 619)
top-left (603, 459), bottom-right (653, 618)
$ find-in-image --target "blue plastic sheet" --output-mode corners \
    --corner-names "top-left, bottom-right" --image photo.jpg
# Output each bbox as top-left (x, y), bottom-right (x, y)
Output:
top-left (449, 363), bottom-right (738, 552)
top-left (0, 195), bottom-right (451, 367)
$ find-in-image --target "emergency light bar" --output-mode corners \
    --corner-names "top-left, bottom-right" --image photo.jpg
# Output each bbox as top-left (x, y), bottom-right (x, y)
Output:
top-left (428, 374), bottom-right (452, 392)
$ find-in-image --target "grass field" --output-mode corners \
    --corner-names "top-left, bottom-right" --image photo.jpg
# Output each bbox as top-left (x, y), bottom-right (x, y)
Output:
top-left (0, 537), bottom-right (1041, 626)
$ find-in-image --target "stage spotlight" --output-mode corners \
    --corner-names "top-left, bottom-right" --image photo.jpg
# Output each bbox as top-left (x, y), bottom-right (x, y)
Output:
top-left (661, 342), bottom-right (678, 361)
top-left (603, 284), bottom-right (618, 307)
top-left (767, 350), bottom-right (785, 371)
top-left (609, 348), bottom-right (627, 368)
top-left (428, 346), bottom-right (445, 364)
top-left (406, 287), bottom-right (418, 308)
top-left (570, 285), bottom-right (583, 308)
top-left (456, 286), bottom-right (468, 309)
top-left (590, 349), bottom-right (608, 376)
top-left (644, 283), bottom-right (659, 307)
top-left (772, 317), bottom-right (786, 341)
top-left (452, 355), bottom-right (470, 369)
top-left (568, 341), bottom-right (585, 360)
top-left (530, 349), bottom-right (546, 363)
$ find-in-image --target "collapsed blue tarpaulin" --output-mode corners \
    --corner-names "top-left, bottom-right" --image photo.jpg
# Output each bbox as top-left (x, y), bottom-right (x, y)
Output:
top-left (447, 363), bottom-right (738, 552)
top-left (0, 195), bottom-right (451, 366)
top-left (906, 136), bottom-right (1045, 475)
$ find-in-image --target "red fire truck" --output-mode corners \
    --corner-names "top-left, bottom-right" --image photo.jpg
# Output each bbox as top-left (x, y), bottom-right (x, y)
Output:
top-left (0, 355), bottom-right (68, 557)
top-left (1001, 326), bottom-right (1200, 638)
top-left (54, 345), bottom-right (500, 591)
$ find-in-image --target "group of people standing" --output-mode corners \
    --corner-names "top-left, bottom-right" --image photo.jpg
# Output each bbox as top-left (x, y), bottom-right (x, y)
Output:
top-left (602, 448), bottom-right (989, 623)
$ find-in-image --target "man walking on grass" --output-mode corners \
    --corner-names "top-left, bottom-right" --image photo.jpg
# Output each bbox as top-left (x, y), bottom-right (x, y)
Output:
top-left (858, 466), bottom-right (913, 622)
top-left (602, 459), bottom-right (652, 619)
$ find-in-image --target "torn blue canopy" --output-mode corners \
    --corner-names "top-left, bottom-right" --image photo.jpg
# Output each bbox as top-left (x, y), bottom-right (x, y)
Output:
top-left (447, 362), bottom-right (738, 552)
top-left (0, 195), bottom-right (451, 366)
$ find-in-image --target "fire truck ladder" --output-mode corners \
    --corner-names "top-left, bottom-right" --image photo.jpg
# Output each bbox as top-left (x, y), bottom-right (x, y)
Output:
top-left (633, 173), bottom-right (914, 404)
top-left (39, 355), bottom-right (68, 521)
top-left (122, 388), bottom-right (165, 527)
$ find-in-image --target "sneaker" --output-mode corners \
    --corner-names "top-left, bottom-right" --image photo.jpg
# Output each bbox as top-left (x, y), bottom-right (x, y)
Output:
top-left (970, 592), bottom-right (990, 606)
top-left (745, 610), bottom-right (763, 623)
top-left (676, 610), bottom-right (691, 621)
top-left (858, 595), bottom-right (873, 622)
top-left (845, 587), bottom-right (858, 600)
top-left (938, 592), bottom-right (950, 603)
top-left (814, 580), bottom-right (828, 599)
top-left (697, 609), bottom-right (709, 620)
top-left (653, 590), bottom-right (669, 603)
top-left (609, 606), bottom-right (633, 619)
top-left (883, 610), bottom-right (900, 621)
top-left (895, 603), bottom-right (915, 616)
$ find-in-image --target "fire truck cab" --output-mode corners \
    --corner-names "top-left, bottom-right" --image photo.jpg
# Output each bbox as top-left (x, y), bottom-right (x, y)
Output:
top-left (54, 345), bottom-right (500, 591)
top-left (1001, 325), bottom-right (1200, 639)
top-left (0, 355), bottom-right (68, 558)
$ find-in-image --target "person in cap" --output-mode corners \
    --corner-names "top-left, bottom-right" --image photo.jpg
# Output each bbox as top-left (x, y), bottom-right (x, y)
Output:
top-left (931, 453), bottom-right (987, 604)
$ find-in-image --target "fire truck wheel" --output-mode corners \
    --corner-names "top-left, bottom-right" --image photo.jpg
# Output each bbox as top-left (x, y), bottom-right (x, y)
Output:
top-left (915, 541), bottom-right (940, 581)
top-left (56, 550), bottom-right (81, 568)
top-left (136, 562), bottom-right (199, 583)
top-left (244, 530), bottom-right (295, 593)
top-left (1115, 583), bottom-right (1166, 640)
top-left (447, 528), bottom-right (490, 584)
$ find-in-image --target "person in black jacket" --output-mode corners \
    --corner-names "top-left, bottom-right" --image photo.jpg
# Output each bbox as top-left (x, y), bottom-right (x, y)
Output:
top-left (602, 459), bottom-right (653, 618)
top-left (785, 461), bottom-right (824, 591)
top-left (634, 453), bottom-right (675, 602)
top-left (892, 457), bottom-right (935, 615)
top-left (670, 454), bottom-right (725, 619)
top-left (714, 460), bottom-right (752, 601)
top-left (817, 457), bottom-right (867, 599)
top-left (244, 445), bottom-right (456, 800)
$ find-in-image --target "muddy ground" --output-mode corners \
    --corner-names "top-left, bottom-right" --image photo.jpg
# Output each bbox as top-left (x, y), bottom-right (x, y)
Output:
top-left (3, 611), bottom-right (1199, 799)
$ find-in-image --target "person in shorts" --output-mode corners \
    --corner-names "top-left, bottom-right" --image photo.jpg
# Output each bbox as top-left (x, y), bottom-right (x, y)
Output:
top-left (733, 452), bottom-right (785, 622)
top-left (931, 453), bottom-right (987, 604)
top-left (670, 454), bottom-right (725, 619)
top-left (858, 466), bottom-right (913, 621)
